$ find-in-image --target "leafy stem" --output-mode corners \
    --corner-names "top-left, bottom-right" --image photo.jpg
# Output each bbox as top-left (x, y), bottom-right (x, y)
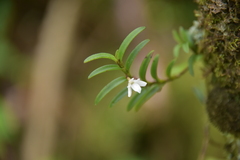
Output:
top-left (162, 67), bottom-right (189, 83)
top-left (117, 60), bottom-right (132, 78)
top-left (84, 26), bottom-right (199, 110)
top-left (147, 67), bottom-right (188, 86)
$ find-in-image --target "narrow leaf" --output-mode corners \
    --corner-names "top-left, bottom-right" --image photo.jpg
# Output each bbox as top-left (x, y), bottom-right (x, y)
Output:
top-left (172, 30), bottom-right (182, 43)
top-left (88, 64), bottom-right (121, 79)
top-left (173, 44), bottom-right (181, 58)
top-left (127, 88), bottom-right (148, 111)
top-left (179, 26), bottom-right (188, 42)
top-left (196, 54), bottom-right (203, 61)
top-left (84, 53), bottom-right (117, 63)
top-left (182, 43), bottom-right (190, 53)
top-left (115, 50), bottom-right (119, 56)
top-left (171, 62), bottom-right (188, 75)
top-left (188, 54), bottom-right (197, 76)
top-left (166, 59), bottom-right (176, 78)
top-left (116, 26), bottom-right (146, 61)
top-left (109, 88), bottom-right (128, 108)
top-left (95, 77), bottom-right (127, 105)
top-left (139, 50), bottom-right (154, 81)
top-left (193, 87), bottom-right (206, 104)
top-left (125, 39), bottom-right (150, 71)
top-left (186, 31), bottom-right (194, 48)
top-left (150, 54), bottom-right (160, 81)
top-left (135, 84), bottom-right (162, 111)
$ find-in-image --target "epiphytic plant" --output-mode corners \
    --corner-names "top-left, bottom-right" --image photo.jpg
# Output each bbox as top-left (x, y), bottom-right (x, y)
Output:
top-left (84, 26), bottom-right (201, 111)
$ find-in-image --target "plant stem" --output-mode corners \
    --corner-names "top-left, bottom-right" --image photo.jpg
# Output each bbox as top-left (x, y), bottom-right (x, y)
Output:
top-left (118, 58), bottom-right (189, 85)
top-left (149, 67), bottom-right (189, 86)
top-left (163, 67), bottom-right (189, 83)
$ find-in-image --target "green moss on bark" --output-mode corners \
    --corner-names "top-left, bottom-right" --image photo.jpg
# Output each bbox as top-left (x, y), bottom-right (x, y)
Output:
top-left (196, 0), bottom-right (240, 136)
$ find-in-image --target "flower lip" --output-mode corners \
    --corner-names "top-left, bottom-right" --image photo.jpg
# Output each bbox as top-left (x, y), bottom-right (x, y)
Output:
top-left (127, 77), bottom-right (147, 97)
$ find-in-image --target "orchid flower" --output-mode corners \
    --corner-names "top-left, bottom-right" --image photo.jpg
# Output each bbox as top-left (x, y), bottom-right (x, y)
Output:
top-left (127, 77), bottom-right (147, 97)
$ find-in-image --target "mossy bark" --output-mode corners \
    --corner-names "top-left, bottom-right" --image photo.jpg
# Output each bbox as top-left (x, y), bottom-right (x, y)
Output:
top-left (196, 0), bottom-right (240, 135)
top-left (195, 0), bottom-right (240, 159)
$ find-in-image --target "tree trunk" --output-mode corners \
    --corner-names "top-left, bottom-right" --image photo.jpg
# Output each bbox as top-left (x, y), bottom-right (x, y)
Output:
top-left (21, 0), bottom-right (81, 160)
top-left (195, 0), bottom-right (240, 159)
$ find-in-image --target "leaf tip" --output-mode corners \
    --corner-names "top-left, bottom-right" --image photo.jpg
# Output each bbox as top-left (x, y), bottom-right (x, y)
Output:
top-left (94, 100), bottom-right (99, 105)
top-left (83, 59), bottom-right (88, 63)
top-left (147, 50), bottom-right (154, 58)
top-left (135, 108), bottom-right (140, 112)
top-left (189, 70), bottom-right (194, 76)
top-left (126, 108), bottom-right (131, 112)
top-left (87, 75), bottom-right (92, 79)
top-left (94, 96), bottom-right (101, 105)
top-left (126, 105), bottom-right (133, 112)
top-left (139, 26), bottom-right (146, 30)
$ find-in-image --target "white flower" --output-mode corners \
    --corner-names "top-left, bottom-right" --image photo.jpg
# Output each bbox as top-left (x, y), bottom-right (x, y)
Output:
top-left (127, 78), bottom-right (147, 97)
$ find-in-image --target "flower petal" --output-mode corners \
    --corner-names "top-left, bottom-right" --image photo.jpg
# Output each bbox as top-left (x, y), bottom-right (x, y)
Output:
top-left (128, 78), bottom-right (134, 84)
top-left (131, 83), bottom-right (141, 93)
top-left (135, 79), bottom-right (147, 87)
top-left (127, 86), bottom-right (132, 97)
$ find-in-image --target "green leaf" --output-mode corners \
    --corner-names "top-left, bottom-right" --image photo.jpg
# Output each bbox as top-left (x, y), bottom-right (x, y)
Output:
top-left (115, 26), bottom-right (146, 61)
top-left (95, 77), bottom-right (127, 105)
top-left (125, 39), bottom-right (150, 71)
top-left (172, 30), bottom-right (182, 43)
top-left (179, 26), bottom-right (188, 42)
top-left (127, 88), bottom-right (148, 111)
top-left (166, 59), bottom-right (176, 78)
top-left (109, 88), bottom-right (128, 108)
top-left (193, 87), bottom-right (206, 104)
top-left (182, 43), bottom-right (190, 53)
top-left (188, 54), bottom-right (197, 76)
top-left (115, 50), bottom-right (119, 56)
top-left (171, 62), bottom-right (188, 75)
top-left (88, 64), bottom-right (121, 79)
top-left (139, 50), bottom-right (154, 81)
top-left (135, 84), bottom-right (162, 111)
top-left (84, 53), bottom-right (117, 63)
top-left (150, 54), bottom-right (160, 81)
top-left (196, 54), bottom-right (203, 61)
top-left (173, 44), bottom-right (181, 58)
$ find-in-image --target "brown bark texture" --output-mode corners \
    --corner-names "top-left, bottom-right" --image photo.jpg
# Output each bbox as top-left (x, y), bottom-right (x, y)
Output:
top-left (196, 0), bottom-right (240, 136)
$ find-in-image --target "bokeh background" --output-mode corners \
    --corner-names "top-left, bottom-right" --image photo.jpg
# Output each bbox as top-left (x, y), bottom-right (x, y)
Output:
top-left (0, 0), bottom-right (225, 160)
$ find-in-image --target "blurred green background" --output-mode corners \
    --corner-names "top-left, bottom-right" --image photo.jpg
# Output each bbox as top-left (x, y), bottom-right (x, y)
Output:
top-left (0, 0), bottom-right (225, 160)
